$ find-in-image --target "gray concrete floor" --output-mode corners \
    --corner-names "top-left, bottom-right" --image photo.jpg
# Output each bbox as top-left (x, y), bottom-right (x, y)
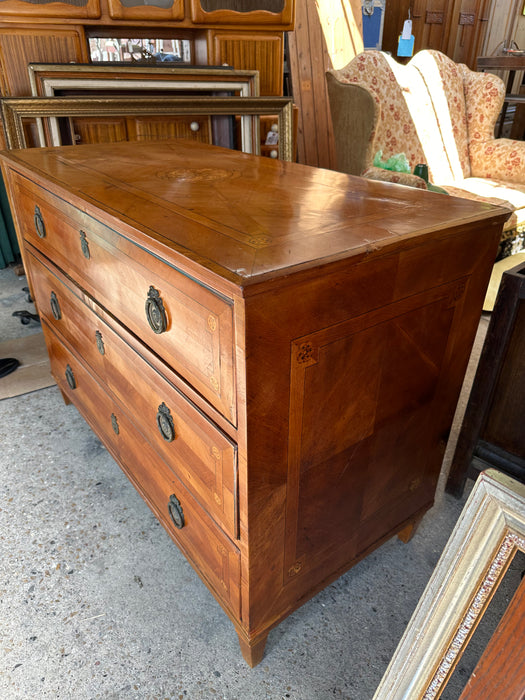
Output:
top-left (0, 264), bottom-right (523, 699)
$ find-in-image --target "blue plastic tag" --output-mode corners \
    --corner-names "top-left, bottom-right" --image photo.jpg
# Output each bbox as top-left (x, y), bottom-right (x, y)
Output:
top-left (397, 34), bottom-right (415, 57)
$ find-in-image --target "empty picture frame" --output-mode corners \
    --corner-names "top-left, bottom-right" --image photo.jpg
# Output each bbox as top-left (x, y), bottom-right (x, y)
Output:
top-left (0, 95), bottom-right (294, 161)
top-left (27, 63), bottom-right (260, 148)
top-left (373, 469), bottom-right (525, 699)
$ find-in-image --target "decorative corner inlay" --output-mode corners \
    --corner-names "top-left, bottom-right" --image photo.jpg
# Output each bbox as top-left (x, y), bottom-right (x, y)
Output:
top-left (210, 375), bottom-right (219, 392)
top-left (409, 477), bottom-right (421, 492)
top-left (207, 314), bottom-right (217, 332)
top-left (451, 280), bottom-right (467, 303)
top-left (211, 446), bottom-right (221, 460)
top-left (296, 342), bottom-right (316, 365)
top-left (214, 492), bottom-right (222, 506)
top-left (288, 560), bottom-right (303, 577)
top-left (423, 532), bottom-right (525, 699)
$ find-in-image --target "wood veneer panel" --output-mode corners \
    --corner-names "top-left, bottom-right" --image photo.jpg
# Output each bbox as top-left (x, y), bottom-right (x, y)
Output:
top-left (0, 26), bottom-right (88, 96)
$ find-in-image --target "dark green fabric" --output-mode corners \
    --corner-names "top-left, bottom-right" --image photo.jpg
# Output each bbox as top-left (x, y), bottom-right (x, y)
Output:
top-left (0, 175), bottom-right (18, 268)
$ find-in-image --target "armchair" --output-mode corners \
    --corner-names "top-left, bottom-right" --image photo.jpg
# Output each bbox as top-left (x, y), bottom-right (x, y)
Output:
top-left (326, 49), bottom-right (525, 258)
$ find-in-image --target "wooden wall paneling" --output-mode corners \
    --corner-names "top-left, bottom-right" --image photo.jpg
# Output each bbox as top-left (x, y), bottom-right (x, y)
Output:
top-left (0, 26), bottom-right (89, 96)
top-left (288, 0), bottom-right (362, 168)
top-left (209, 31), bottom-right (283, 95)
top-left (444, 0), bottom-right (492, 68)
top-left (480, 0), bottom-right (520, 56)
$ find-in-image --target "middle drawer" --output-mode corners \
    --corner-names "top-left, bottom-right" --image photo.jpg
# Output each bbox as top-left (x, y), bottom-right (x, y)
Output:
top-left (29, 247), bottom-right (238, 540)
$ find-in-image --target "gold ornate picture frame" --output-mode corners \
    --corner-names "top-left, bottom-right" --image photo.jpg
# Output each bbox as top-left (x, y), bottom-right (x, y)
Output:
top-left (0, 95), bottom-right (293, 161)
top-left (27, 63), bottom-right (260, 147)
top-left (373, 469), bottom-right (525, 699)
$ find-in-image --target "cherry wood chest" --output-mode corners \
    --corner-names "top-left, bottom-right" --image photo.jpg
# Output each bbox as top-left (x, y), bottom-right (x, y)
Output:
top-left (0, 139), bottom-right (509, 666)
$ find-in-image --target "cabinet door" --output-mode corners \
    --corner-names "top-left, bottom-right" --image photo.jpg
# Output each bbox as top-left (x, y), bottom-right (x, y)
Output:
top-left (0, 0), bottom-right (99, 18)
top-left (0, 27), bottom-right (89, 96)
top-left (443, 0), bottom-right (492, 68)
top-left (209, 31), bottom-right (283, 95)
top-left (106, 0), bottom-right (184, 20)
top-left (70, 114), bottom-right (212, 145)
top-left (191, 0), bottom-right (295, 27)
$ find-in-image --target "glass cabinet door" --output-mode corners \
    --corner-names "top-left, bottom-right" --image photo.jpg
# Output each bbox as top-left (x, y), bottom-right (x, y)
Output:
top-left (190, 0), bottom-right (294, 27)
top-left (107, 0), bottom-right (184, 21)
top-left (0, 0), bottom-right (100, 18)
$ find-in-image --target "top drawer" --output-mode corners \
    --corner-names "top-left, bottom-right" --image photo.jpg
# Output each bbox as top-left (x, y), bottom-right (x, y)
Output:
top-left (13, 173), bottom-right (236, 424)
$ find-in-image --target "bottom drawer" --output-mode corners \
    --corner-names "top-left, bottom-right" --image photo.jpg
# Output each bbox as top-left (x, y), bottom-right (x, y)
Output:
top-left (42, 320), bottom-right (241, 619)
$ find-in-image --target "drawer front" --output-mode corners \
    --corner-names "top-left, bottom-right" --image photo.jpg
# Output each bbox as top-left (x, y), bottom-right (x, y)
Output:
top-left (31, 250), bottom-right (238, 540)
top-left (14, 174), bottom-right (236, 424)
top-left (42, 320), bottom-right (241, 619)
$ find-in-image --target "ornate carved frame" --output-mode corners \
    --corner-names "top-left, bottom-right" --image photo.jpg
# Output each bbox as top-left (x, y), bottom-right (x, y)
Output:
top-left (27, 63), bottom-right (260, 147)
top-left (0, 95), bottom-right (293, 161)
top-left (373, 469), bottom-right (525, 699)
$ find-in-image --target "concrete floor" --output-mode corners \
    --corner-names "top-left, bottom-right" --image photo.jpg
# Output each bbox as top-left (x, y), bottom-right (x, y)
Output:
top-left (0, 264), bottom-right (523, 700)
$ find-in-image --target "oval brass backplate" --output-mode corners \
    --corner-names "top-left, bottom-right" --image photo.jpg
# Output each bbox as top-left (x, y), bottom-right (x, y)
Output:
top-left (156, 402), bottom-right (175, 442)
top-left (168, 494), bottom-right (185, 529)
top-left (145, 286), bottom-right (167, 334)
top-left (34, 205), bottom-right (46, 239)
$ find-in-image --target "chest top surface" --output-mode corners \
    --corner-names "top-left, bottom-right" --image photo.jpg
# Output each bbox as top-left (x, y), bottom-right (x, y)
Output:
top-left (0, 139), bottom-right (509, 289)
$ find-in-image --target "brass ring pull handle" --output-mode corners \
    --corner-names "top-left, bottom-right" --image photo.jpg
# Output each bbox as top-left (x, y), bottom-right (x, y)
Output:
top-left (34, 205), bottom-right (46, 238)
top-left (79, 230), bottom-right (90, 259)
top-left (168, 494), bottom-right (185, 529)
top-left (156, 402), bottom-right (175, 442)
top-left (65, 364), bottom-right (76, 390)
top-left (50, 291), bottom-right (61, 320)
top-left (145, 286), bottom-right (167, 334)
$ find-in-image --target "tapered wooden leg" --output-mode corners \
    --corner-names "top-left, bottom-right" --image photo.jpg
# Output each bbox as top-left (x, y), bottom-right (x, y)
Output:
top-left (397, 514), bottom-right (424, 543)
top-left (58, 387), bottom-right (71, 405)
top-left (237, 631), bottom-right (269, 668)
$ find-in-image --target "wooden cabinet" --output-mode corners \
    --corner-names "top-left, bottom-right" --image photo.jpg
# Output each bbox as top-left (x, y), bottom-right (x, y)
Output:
top-left (0, 139), bottom-right (507, 666)
top-left (0, 26), bottom-right (89, 96)
top-left (208, 30), bottom-right (284, 95)
top-left (70, 114), bottom-right (212, 145)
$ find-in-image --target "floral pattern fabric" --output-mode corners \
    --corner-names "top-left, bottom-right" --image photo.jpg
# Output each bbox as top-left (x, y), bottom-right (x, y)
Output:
top-left (329, 49), bottom-right (525, 236)
top-left (361, 166), bottom-right (428, 189)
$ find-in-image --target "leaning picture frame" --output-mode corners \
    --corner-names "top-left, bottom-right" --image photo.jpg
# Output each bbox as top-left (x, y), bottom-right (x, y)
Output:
top-left (373, 469), bottom-right (525, 699)
top-left (27, 63), bottom-right (260, 149)
top-left (0, 95), bottom-right (294, 161)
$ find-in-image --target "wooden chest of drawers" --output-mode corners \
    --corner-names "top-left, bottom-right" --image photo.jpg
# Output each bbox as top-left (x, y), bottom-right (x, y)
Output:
top-left (0, 139), bottom-right (509, 666)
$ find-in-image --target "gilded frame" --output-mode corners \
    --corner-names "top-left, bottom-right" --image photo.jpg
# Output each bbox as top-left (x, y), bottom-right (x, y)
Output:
top-left (27, 63), bottom-right (260, 148)
top-left (0, 95), bottom-right (294, 161)
top-left (374, 469), bottom-right (525, 699)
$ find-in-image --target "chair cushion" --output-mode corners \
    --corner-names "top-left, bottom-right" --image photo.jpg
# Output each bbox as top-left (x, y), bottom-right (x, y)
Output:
top-left (440, 177), bottom-right (525, 256)
top-left (410, 50), bottom-right (471, 181)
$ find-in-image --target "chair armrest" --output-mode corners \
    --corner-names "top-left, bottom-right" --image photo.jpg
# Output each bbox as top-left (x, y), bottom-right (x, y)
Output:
top-left (361, 166), bottom-right (428, 189)
top-left (470, 138), bottom-right (525, 184)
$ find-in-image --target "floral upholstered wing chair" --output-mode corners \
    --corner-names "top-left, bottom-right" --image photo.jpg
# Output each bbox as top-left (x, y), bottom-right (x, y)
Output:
top-left (326, 49), bottom-right (525, 257)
